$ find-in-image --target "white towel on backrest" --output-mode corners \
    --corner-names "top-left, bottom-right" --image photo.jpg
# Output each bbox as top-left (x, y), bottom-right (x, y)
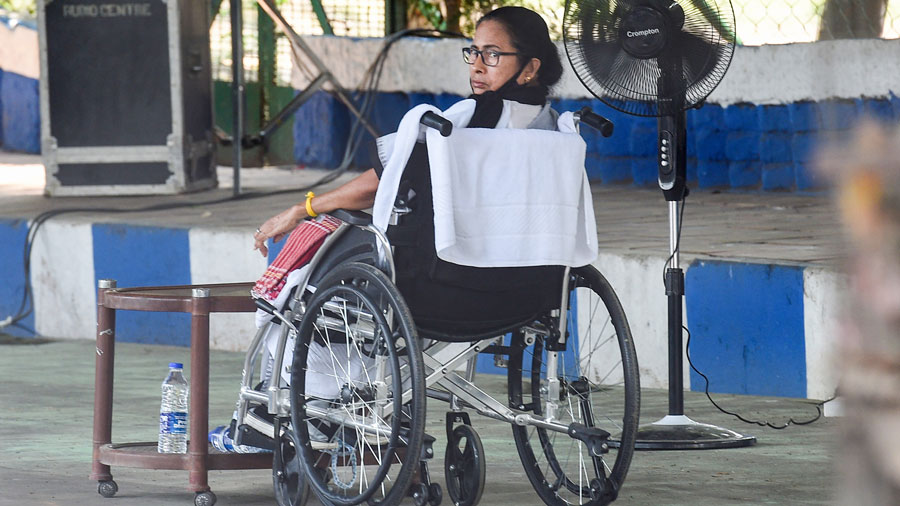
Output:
top-left (373, 100), bottom-right (598, 268)
top-left (373, 100), bottom-right (481, 233)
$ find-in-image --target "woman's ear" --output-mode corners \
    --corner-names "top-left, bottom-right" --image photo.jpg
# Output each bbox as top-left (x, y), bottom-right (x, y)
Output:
top-left (520, 57), bottom-right (543, 84)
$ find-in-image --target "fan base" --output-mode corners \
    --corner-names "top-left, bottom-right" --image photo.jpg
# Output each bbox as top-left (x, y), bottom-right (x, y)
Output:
top-left (630, 415), bottom-right (757, 450)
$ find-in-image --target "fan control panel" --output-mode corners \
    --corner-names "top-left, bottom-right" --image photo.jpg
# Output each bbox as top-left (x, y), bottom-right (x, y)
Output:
top-left (658, 132), bottom-right (674, 179)
top-left (657, 121), bottom-right (686, 201)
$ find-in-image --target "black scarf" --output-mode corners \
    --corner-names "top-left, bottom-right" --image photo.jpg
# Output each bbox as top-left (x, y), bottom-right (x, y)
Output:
top-left (467, 77), bottom-right (548, 128)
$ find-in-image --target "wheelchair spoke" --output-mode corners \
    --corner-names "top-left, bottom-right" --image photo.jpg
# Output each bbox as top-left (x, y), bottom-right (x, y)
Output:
top-left (290, 262), bottom-right (425, 506)
top-left (510, 266), bottom-right (639, 506)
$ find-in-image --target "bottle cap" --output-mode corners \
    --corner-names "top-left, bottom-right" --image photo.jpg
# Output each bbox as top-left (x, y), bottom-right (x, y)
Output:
top-left (169, 362), bottom-right (183, 369)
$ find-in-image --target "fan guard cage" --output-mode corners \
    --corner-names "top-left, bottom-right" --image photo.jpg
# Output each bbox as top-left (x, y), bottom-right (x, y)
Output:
top-left (564, 0), bottom-right (736, 117)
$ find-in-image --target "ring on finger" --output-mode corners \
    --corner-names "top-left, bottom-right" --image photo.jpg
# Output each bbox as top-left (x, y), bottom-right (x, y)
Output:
top-left (255, 228), bottom-right (262, 236)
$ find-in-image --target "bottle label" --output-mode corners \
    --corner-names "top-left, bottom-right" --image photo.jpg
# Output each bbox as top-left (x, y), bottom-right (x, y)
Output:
top-left (159, 412), bottom-right (187, 435)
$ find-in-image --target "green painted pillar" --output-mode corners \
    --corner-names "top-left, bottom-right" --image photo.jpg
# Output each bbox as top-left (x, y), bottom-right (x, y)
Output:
top-left (386, 0), bottom-right (407, 34)
top-left (258, 2), bottom-right (276, 135)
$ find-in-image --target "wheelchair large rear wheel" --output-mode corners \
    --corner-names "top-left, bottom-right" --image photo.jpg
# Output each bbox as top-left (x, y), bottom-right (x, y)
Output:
top-left (508, 265), bottom-right (639, 506)
top-left (290, 262), bottom-right (426, 506)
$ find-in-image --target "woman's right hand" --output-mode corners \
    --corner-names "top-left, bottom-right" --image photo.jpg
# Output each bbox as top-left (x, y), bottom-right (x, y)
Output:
top-left (252, 168), bottom-right (379, 257)
top-left (253, 204), bottom-right (306, 257)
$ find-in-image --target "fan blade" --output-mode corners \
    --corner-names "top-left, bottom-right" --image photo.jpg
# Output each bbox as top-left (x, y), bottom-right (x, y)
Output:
top-left (613, 57), bottom-right (659, 100)
top-left (674, 29), bottom-right (719, 85)
top-left (579, 39), bottom-right (626, 80)
top-left (683, 0), bottom-right (737, 43)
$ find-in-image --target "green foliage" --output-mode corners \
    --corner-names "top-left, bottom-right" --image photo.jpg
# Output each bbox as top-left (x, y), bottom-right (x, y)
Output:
top-left (0, 0), bottom-right (36, 17)
top-left (410, 0), bottom-right (565, 38)
top-left (416, 0), bottom-right (447, 30)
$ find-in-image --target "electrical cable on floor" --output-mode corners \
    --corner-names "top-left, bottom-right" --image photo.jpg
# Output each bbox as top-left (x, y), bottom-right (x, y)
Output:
top-left (1, 28), bottom-right (464, 336)
top-left (684, 324), bottom-right (835, 428)
top-left (661, 191), bottom-right (835, 428)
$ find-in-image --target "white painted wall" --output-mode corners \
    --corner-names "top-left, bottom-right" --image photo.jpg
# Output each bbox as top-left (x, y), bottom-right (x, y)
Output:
top-left (291, 36), bottom-right (900, 105)
top-left (30, 220), bottom-right (96, 339)
top-left (0, 20), bottom-right (39, 79)
top-left (188, 228), bottom-right (269, 352)
top-left (592, 252), bottom-right (690, 391)
top-left (803, 266), bottom-right (845, 400)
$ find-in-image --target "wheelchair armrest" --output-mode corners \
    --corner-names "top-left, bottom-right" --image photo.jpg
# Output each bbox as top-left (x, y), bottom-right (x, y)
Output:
top-left (331, 209), bottom-right (373, 226)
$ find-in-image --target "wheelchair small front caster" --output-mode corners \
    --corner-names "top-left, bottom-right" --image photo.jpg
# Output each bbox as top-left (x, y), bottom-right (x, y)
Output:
top-left (444, 424), bottom-right (485, 506)
top-left (411, 482), bottom-right (442, 506)
top-left (428, 483), bottom-right (443, 505)
top-left (194, 490), bottom-right (217, 506)
top-left (97, 480), bottom-right (118, 498)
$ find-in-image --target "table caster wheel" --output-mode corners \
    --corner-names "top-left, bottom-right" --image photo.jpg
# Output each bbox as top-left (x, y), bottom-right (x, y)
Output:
top-left (97, 480), bottom-right (118, 498)
top-left (195, 490), bottom-right (217, 506)
top-left (428, 482), bottom-right (443, 505)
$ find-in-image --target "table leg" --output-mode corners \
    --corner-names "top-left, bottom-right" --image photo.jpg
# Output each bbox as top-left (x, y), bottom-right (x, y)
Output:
top-left (189, 288), bottom-right (211, 492)
top-left (91, 280), bottom-right (117, 481)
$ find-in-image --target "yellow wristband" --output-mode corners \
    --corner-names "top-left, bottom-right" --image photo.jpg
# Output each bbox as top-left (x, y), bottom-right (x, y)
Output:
top-left (305, 191), bottom-right (318, 218)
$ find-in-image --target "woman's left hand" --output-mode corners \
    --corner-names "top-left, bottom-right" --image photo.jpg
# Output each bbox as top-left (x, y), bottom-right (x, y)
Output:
top-left (253, 204), bottom-right (305, 257)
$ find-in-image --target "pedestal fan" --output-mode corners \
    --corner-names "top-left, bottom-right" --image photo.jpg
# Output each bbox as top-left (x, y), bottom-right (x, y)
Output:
top-left (564, 0), bottom-right (755, 449)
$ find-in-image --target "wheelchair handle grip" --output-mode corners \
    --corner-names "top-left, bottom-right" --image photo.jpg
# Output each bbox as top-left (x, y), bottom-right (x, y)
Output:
top-left (420, 111), bottom-right (453, 137)
top-left (577, 107), bottom-right (614, 137)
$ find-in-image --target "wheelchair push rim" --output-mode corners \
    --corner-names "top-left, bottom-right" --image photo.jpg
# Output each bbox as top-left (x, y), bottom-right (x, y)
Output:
top-left (290, 262), bottom-right (426, 506)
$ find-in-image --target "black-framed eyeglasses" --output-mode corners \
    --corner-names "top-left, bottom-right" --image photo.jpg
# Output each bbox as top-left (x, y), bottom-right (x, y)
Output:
top-left (462, 47), bottom-right (519, 67)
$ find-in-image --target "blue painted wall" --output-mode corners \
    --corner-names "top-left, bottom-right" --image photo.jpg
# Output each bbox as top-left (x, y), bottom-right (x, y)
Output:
top-left (685, 260), bottom-right (806, 398)
top-left (292, 90), bottom-right (900, 192)
top-left (1, 68), bottom-right (898, 184)
top-left (91, 224), bottom-right (192, 346)
top-left (0, 219), bottom-right (34, 336)
top-left (0, 70), bottom-right (40, 153)
top-left (2, 62), bottom-right (897, 191)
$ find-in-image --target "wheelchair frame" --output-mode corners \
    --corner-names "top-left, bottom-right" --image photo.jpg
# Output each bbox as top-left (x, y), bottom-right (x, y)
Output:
top-left (234, 111), bottom-right (638, 506)
top-left (235, 217), bottom-right (611, 455)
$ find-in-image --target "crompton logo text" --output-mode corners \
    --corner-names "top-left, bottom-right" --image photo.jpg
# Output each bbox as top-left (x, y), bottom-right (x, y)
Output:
top-left (626, 28), bottom-right (661, 37)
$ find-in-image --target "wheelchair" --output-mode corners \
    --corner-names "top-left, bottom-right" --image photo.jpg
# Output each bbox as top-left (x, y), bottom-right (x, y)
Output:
top-left (236, 110), bottom-right (640, 506)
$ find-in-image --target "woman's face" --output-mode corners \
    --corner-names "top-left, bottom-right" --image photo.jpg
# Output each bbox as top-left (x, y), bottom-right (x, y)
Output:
top-left (468, 20), bottom-right (523, 94)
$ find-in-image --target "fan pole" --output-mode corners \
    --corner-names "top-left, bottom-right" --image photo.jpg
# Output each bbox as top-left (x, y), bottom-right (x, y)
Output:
top-left (632, 110), bottom-right (757, 450)
top-left (666, 200), bottom-right (684, 417)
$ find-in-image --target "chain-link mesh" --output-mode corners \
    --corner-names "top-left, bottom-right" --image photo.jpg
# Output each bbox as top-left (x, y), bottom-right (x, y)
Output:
top-left (208, 0), bottom-right (900, 86)
top-left (210, 0), bottom-right (386, 85)
top-left (734, 0), bottom-right (900, 45)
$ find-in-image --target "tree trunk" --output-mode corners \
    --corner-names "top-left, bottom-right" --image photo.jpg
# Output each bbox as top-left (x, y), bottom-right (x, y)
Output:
top-left (818, 0), bottom-right (889, 40)
top-left (443, 0), bottom-right (461, 33)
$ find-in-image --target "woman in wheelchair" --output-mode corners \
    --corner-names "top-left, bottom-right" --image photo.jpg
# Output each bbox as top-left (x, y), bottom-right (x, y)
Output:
top-left (238, 7), bottom-right (640, 506)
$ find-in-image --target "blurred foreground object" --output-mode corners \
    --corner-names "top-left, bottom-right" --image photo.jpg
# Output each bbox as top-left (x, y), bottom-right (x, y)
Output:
top-left (818, 122), bottom-right (900, 505)
top-left (38, 0), bottom-right (216, 196)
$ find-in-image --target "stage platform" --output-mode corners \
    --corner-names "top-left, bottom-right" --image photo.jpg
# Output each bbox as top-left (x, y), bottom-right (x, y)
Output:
top-left (0, 153), bottom-right (843, 399)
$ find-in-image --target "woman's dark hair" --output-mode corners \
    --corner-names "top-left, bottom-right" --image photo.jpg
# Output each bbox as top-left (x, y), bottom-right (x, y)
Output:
top-left (477, 6), bottom-right (564, 91)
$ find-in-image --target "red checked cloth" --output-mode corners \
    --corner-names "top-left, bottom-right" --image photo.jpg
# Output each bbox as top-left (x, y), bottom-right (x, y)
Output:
top-left (252, 215), bottom-right (341, 301)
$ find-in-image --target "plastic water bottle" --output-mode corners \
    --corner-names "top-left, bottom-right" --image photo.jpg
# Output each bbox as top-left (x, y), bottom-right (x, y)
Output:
top-left (158, 362), bottom-right (189, 453)
top-left (208, 425), bottom-right (270, 454)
